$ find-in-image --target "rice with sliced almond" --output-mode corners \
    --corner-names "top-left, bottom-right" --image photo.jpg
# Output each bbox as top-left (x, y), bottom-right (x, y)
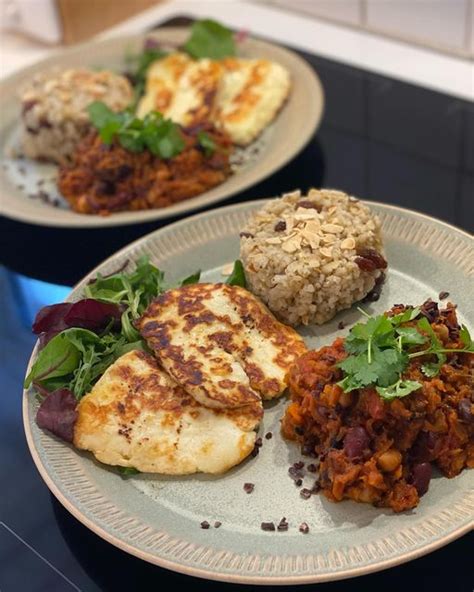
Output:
top-left (20, 68), bottom-right (133, 165)
top-left (240, 188), bottom-right (386, 326)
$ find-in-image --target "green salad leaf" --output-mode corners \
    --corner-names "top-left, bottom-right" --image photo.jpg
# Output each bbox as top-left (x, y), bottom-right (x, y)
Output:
top-left (25, 332), bottom-right (81, 388)
top-left (28, 257), bottom-right (203, 401)
top-left (225, 260), bottom-right (246, 287)
top-left (183, 19), bottom-right (236, 60)
top-left (116, 466), bottom-right (140, 476)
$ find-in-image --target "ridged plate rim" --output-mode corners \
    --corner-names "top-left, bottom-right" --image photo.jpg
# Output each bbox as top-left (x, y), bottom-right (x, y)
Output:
top-left (23, 200), bottom-right (474, 584)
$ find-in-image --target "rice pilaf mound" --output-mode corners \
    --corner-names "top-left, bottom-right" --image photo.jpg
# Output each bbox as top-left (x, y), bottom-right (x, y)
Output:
top-left (20, 68), bottom-right (133, 165)
top-left (240, 189), bottom-right (386, 326)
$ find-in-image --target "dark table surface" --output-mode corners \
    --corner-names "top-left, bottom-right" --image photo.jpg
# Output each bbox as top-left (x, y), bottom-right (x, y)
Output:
top-left (1, 16), bottom-right (473, 592)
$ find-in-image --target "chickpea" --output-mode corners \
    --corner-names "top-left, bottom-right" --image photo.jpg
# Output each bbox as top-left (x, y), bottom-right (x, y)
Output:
top-left (339, 390), bottom-right (352, 408)
top-left (377, 449), bottom-right (402, 472)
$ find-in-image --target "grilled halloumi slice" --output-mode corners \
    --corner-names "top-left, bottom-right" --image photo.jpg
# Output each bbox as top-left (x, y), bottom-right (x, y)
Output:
top-left (136, 52), bottom-right (192, 119)
top-left (214, 58), bottom-right (290, 145)
top-left (137, 283), bottom-right (307, 409)
top-left (74, 350), bottom-right (262, 474)
top-left (137, 55), bottom-right (291, 145)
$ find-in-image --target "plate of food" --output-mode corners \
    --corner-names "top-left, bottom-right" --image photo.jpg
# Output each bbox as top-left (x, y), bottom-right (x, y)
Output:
top-left (23, 189), bottom-right (473, 584)
top-left (0, 20), bottom-right (323, 227)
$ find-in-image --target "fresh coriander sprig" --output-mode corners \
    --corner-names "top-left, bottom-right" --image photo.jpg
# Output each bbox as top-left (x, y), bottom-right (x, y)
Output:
top-left (337, 307), bottom-right (474, 400)
top-left (87, 102), bottom-right (185, 159)
top-left (183, 19), bottom-right (236, 59)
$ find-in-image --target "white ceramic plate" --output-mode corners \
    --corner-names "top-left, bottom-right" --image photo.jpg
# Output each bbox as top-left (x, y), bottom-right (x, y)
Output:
top-left (0, 28), bottom-right (323, 227)
top-left (23, 201), bottom-right (474, 584)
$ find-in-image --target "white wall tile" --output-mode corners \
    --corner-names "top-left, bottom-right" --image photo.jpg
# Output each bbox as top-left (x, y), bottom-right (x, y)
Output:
top-left (366, 0), bottom-right (468, 53)
top-left (270, 0), bottom-right (362, 26)
top-left (468, 0), bottom-right (474, 55)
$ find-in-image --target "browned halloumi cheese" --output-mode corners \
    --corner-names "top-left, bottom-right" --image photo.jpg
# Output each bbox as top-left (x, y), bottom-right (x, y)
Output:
top-left (136, 52), bottom-right (192, 119)
top-left (137, 54), bottom-right (223, 127)
top-left (74, 350), bottom-right (262, 474)
top-left (137, 283), bottom-right (307, 409)
top-left (213, 57), bottom-right (290, 145)
top-left (137, 55), bottom-right (291, 145)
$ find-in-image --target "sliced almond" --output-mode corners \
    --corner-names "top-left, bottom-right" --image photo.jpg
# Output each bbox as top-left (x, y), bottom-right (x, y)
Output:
top-left (321, 223), bottom-right (344, 234)
top-left (321, 233), bottom-right (336, 243)
top-left (284, 217), bottom-right (295, 233)
top-left (294, 207), bottom-right (320, 221)
top-left (341, 237), bottom-right (356, 250)
top-left (327, 205), bottom-right (338, 215)
top-left (221, 262), bottom-right (235, 276)
top-left (320, 247), bottom-right (333, 258)
top-left (265, 237), bottom-right (283, 245)
top-left (303, 220), bottom-right (321, 234)
top-left (282, 235), bottom-right (302, 253)
top-left (283, 190), bottom-right (302, 200)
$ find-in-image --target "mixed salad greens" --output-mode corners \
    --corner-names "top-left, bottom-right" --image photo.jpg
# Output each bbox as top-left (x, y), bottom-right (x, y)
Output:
top-left (337, 306), bottom-right (474, 400)
top-left (26, 257), bottom-right (246, 414)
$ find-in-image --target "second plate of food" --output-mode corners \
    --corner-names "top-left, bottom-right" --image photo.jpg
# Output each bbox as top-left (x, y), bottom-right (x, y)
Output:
top-left (23, 190), bottom-right (473, 584)
top-left (0, 24), bottom-right (324, 227)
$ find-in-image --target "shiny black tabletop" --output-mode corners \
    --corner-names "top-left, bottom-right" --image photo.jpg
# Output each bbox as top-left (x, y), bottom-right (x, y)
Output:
top-left (0, 16), bottom-right (472, 592)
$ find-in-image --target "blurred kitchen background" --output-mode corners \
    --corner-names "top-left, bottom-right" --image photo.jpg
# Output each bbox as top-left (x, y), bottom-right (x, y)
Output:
top-left (1, 0), bottom-right (473, 59)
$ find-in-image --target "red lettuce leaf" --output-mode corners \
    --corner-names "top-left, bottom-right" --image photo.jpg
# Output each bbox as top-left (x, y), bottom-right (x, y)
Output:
top-left (32, 303), bottom-right (72, 335)
top-left (33, 299), bottom-right (122, 343)
top-left (36, 388), bottom-right (78, 443)
top-left (63, 299), bottom-right (122, 330)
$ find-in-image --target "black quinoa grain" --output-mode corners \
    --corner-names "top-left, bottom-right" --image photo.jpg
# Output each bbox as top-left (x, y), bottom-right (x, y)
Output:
top-left (274, 220), bottom-right (286, 232)
top-left (277, 517), bottom-right (289, 531)
top-left (265, 432), bottom-right (273, 440)
top-left (300, 488), bottom-right (312, 500)
top-left (251, 446), bottom-right (260, 458)
top-left (294, 478), bottom-right (303, 487)
top-left (214, 521), bottom-right (222, 528)
top-left (255, 437), bottom-right (263, 447)
top-left (200, 521), bottom-right (210, 529)
top-left (243, 482), bottom-right (255, 494)
top-left (294, 461), bottom-right (305, 470)
top-left (261, 522), bottom-right (275, 532)
top-left (299, 522), bottom-right (310, 534)
top-left (337, 321), bottom-right (345, 330)
top-left (239, 231), bottom-right (254, 239)
top-left (288, 466), bottom-right (304, 480)
top-left (439, 291), bottom-right (450, 300)
top-left (307, 463), bottom-right (318, 473)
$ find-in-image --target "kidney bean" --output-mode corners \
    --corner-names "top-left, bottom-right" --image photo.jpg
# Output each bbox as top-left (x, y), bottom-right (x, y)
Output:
top-left (412, 432), bottom-right (436, 462)
top-left (411, 462), bottom-right (432, 496)
top-left (344, 427), bottom-right (369, 459)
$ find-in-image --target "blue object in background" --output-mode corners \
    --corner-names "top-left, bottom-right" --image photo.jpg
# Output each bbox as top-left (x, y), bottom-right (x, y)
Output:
top-left (5, 266), bottom-right (71, 329)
